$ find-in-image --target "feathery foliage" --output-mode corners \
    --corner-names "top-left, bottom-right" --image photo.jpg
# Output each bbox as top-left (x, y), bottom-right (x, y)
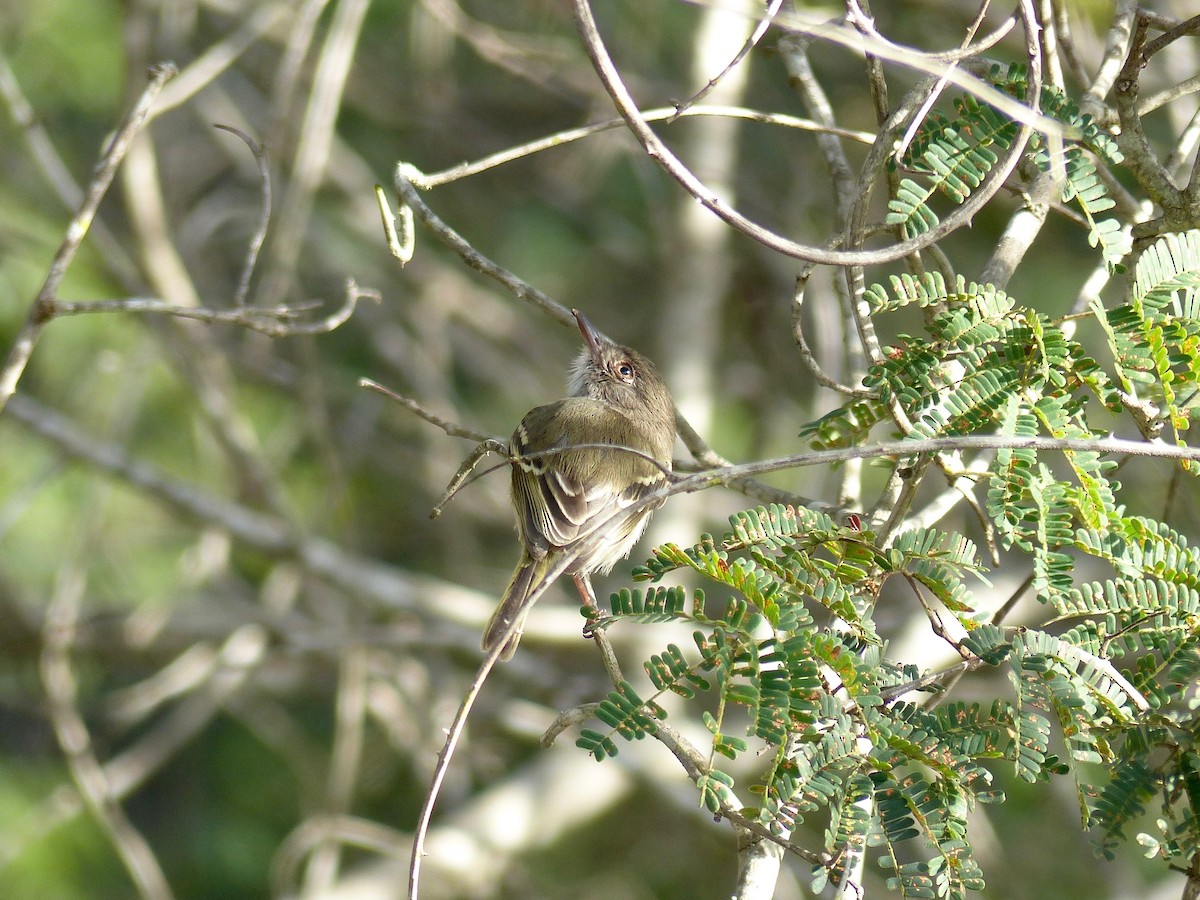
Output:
top-left (887, 63), bottom-right (1130, 272)
top-left (574, 224), bottom-right (1200, 896)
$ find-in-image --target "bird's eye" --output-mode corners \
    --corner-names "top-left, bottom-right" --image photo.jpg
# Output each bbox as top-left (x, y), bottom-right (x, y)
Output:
top-left (616, 361), bottom-right (635, 381)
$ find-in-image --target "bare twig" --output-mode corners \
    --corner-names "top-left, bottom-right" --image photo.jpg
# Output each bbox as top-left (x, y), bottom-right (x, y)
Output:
top-left (571, 0), bottom-right (1049, 267)
top-left (672, 0), bottom-right (785, 116)
top-left (1113, 12), bottom-right (1194, 220)
top-left (213, 124), bottom-right (273, 307)
top-left (429, 441), bottom-right (509, 518)
top-left (272, 814), bottom-right (408, 897)
top-left (0, 62), bottom-right (176, 416)
top-left (259, 0), bottom-right (370, 307)
top-left (407, 106), bottom-right (873, 190)
top-left (393, 165), bottom-right (575, 326)
top-left (407, 632), bottom-right (516, 899)
top-left (4, 624), bottom-right (270, 870)
top-left (890, 0), bottom-right (1004, 161)
top-left (2, 394), bottom-right (504, 631)
top-left (418, 0), bottom-right (590, 101)
top-left (791, 273), bottom-right (874, 397)
top-left (41, 568), bottom-right (175, 900)
top-left (358, 378), bottom-right (496, 441)
top-left (0, 51), bottom-right (141, 288)
top-left (541, 703), bottom-right (602, 747)
top-left (980, 0), bottom-right (1059, 288)
top-left (150, 3), bottom-right (292, 120)
top-left (41, 278), bottom-right (373, 336)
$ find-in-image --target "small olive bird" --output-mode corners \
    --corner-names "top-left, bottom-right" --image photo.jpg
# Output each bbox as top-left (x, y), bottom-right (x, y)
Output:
top-left (482, 310), bottom-right (676, 660)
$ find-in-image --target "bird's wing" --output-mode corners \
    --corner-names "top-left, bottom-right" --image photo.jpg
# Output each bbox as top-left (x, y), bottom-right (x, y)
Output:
top-left (510, 399), bottom-right (664, 556)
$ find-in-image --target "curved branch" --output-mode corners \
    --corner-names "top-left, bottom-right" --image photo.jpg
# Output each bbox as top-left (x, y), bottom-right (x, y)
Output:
top-left (570, 0), bottom-right (1044, 267)
top-left (409, 105), bottom-right (874, 189)
top-left (213, 124), bottom-right (272, 308)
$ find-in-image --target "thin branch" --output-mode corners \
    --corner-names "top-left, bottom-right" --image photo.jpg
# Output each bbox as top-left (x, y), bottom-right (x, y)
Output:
top-left (672, 0), bottom-right (785, 116)
top-left (541, 703), bottom-right (602, 747)
top-left (41, 568), bottom-right (175, 900)
top-left (649, 716), bottom-right (831, 867)
top-left (791, 273), bottom-right (874, 397)
top-left (409, 105), bottom-right (873, 189)
top-left (571, 0), bottom-right (1048, 267)
top-left (777, 4), bottom-right (1062, 126)
top-left (1168, 106), bottom-right (1200, 189)
top-left (42, 279), bottom-right (375, 336)
top-left (847, 0), bottom-right (1015, 64)
top-left (0, 62), bottom-right (176, 416)
top-left (272, 814), bottom-right (408, 897)
top-left (418, 0), bottom-right (591, 101)
top-left (213, 124), bottom-right (272, 307)
top-left (890, 0), bottom-right (1005, 162)
top-left (4, 624), bottom-right (269, 870)
top-left (1077, 0), bottom-right (1137, 128)
top-left (976, 0), bottom-right (1053, 289)
top-left (778, 29), bottom-right (857, 229)
top-left (1137, 74), bottom-right (1200, 116)
top-left (1137, 14), bottom-right (1200, 64)
top-left (122, 111), bottom-right (201, 307)
top-left (657, 432), bottom-right (1200, 502)
top-left (267, 0), bottom-right (332, 150)
top-left (0, 49), bottom-right (142, 289)
top-left (358, 378), bottom-right (496, 441)
top-left (2, 390), bottom-right (512, 664)
top-left (429, 441), bottom-right (508, 518)
top-left (149, 2), bottom-right (292, 120)
top-left (259, 0), bottom-right (370, 307)
top-left (407, 631), bottom-right (514, 899)
top-left (1050, 0), bottom-right (1091, 89)
top-left (1114, 13), bottom-right (1187, 213)
top-left (880, 659), bottom-right (977, 704)
top-left (393, 165), bottom-right (573, 325)
top-left (541, 670), bottom-right (831, 870)
top-left (979, 163), bottom-right (1059, 289)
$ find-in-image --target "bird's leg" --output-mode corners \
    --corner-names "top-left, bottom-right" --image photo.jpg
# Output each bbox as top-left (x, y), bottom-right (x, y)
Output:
top-left (573, 573), bottom-right (625, 684)
top-left (573, 573), bottom-right (600, 629)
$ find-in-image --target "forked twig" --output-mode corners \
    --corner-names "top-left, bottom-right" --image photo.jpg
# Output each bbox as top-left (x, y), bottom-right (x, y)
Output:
top-left (429, 441), bottom-right (508, 519)
top-left (0, 62), bottom-right (177, 416)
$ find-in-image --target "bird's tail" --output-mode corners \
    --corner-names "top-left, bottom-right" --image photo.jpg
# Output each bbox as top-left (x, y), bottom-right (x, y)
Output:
top-left (482, 553), bottom-right (548, 660)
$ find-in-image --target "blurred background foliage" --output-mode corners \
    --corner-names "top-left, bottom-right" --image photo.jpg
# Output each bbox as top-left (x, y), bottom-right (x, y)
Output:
top-left (0, 0), bottom-right (1195, 898)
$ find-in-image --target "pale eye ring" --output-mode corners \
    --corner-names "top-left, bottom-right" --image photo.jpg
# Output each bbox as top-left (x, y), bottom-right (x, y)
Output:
top-left (617, 361), bottom-right (635, 381)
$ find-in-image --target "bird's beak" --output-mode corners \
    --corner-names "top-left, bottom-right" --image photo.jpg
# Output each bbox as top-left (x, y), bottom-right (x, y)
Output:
top-left (573, 309), bottom-right (605, 361)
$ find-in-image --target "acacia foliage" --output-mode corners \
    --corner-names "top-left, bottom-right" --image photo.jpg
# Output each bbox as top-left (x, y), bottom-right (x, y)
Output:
top-left (576, 61), bottom-right (1200, 898)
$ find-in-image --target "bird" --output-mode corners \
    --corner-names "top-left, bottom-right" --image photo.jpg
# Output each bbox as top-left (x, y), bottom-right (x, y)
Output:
top-left (482, 309), bottom-right (677, 660)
